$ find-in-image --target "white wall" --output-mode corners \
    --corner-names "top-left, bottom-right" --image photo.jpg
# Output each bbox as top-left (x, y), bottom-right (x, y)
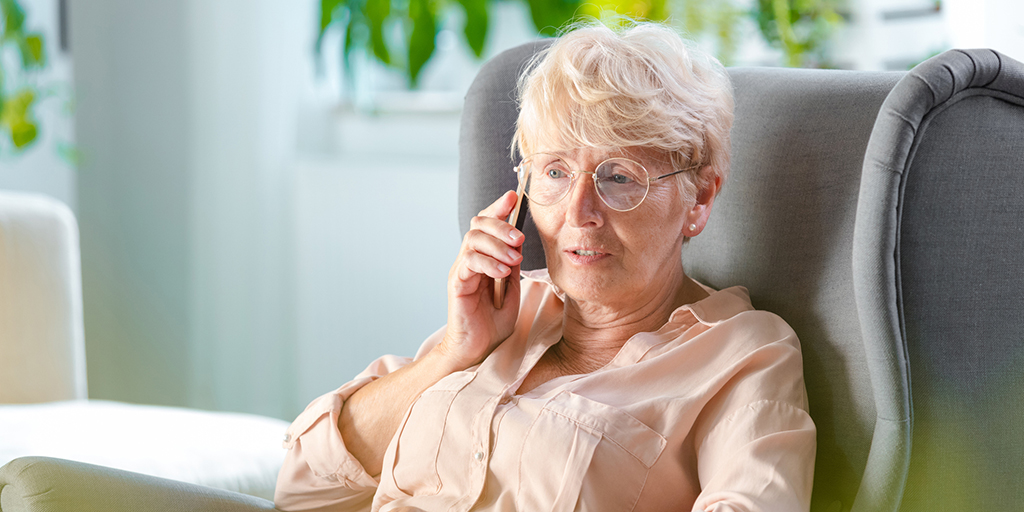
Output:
top-left (68, 0), bottom-right (306, 416)
top-left (293, 146), bottom-right (461, 409)
top-left (946, 0), bottom-right (1024, 63)
top-left (183, 0), bottom-right (306, 418)
top-left (70, 0), bottom-right (195, 407)
top-left (67, 0), bottom-right (499, 419)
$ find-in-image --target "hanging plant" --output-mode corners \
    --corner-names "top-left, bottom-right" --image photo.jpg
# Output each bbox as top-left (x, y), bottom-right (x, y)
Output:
top-left (0, 0), bottom-right (47, 152)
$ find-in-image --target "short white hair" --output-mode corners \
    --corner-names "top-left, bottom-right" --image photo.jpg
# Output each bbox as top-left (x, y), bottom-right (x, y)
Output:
top-left (512, 21), bottom-right (734, 203)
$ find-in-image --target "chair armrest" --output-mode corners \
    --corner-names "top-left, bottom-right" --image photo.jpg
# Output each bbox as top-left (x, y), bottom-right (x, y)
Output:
top-left (0, 457), bottom-right (280, 512)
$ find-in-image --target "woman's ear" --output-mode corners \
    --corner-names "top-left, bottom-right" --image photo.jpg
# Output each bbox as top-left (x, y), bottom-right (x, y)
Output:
top-left (683, 168), bottom-right (721, 237)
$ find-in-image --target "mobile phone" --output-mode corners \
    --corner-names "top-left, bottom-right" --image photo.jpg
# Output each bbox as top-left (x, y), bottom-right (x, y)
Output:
top-left (493, 179), bottom-right (527, 309)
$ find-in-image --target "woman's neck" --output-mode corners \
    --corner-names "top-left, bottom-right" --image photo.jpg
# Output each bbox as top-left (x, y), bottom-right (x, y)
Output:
top-left (517, 272), bottom-right (708, 395)
top-left (556, 269), bottom-right (709, 367)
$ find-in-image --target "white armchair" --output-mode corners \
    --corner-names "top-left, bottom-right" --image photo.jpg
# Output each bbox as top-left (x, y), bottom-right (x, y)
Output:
top-left (0, 190), bottom-right (288, 505)
top-left (0, 190), bottom-right (86, 404)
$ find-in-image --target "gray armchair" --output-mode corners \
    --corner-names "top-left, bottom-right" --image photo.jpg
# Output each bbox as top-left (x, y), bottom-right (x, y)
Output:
top-left (461, 42), bottom-right (899, 512)
top-left (460, 45), bottom-right (1024, 512)
top-left (3, 46), bottom-right (1022, 512)
top-left (854, 49), bottom-right (1024, 511)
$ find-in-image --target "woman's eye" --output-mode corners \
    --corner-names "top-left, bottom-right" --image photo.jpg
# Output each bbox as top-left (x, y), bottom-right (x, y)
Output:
top-left (610, 173), bottom-right (634, 184)
top-left (546, 168), bottom-right (568, 179)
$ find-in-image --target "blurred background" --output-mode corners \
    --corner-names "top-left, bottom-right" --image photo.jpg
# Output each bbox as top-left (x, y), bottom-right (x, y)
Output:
top-left (0, 0), bottom-right (1021, 421)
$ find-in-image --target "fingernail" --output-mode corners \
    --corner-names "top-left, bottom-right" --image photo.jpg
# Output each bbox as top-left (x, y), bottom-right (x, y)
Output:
top-left (496, 263), bottom-right (510, 274)
top-left (509, 231), bottom-right (522, 241)
top-left (507, 249), bottom-right (521, 262)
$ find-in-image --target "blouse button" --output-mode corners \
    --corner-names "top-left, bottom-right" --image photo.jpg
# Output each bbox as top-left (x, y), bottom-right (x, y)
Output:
top-left (283, 433), bottom-right (292, 442)
top-left (474, 451), bottom-right (485, 461)
top-left (499, 395), bottom-right (511, 405)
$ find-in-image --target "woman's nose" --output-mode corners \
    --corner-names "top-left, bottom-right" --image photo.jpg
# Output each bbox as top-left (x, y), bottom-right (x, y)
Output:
top-left (564, 173), bottom-right (604, 228)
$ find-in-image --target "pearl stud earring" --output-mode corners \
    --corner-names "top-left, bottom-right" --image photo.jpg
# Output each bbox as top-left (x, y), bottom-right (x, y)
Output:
top-left (688, 223), bottom-right (697, 233)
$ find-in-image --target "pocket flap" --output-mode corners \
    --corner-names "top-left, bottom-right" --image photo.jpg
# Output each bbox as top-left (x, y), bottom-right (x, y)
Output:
top-left (543, 391), bottom-right (667, 468)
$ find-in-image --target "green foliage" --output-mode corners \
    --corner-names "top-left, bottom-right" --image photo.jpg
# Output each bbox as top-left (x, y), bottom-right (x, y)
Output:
top-left (366, 0), bottom-right (393, 64)
top-left (319, 0), bottom-right (671, 88)
top-left (454, 0), bottom-right (488, 57)
top-left (673, 0), bottom-right (745, 66)
top-left (1, 89), bottom-right (36, 148)
top-left (407, 0), bottom-right (438, 83)
top-left (318, 0), bottom-right (844, 91)
top-left (0, 0), bottom-right (46, 152)
top-left (524, 0), bottom-right (582, 37)
top-left (753, 0), bottom-right (844, 68)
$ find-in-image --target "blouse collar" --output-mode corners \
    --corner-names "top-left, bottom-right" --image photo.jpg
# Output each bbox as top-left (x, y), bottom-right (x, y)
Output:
top-left (520, 268), bottom-right (754, 329)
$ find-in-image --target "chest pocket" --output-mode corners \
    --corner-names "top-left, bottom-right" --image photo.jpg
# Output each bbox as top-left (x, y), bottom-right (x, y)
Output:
top-left (389, 370), bottom-right (476, 496)
top-left (517, 391), bottom-right (667, 512)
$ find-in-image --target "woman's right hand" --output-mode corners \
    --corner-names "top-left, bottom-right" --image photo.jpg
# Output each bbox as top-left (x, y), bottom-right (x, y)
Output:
top-left (436, 190), bottom-right (525, 370)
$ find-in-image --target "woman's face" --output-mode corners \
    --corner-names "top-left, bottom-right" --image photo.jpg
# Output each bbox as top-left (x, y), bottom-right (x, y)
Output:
top-left (528, 146), bottom-right (704, 307)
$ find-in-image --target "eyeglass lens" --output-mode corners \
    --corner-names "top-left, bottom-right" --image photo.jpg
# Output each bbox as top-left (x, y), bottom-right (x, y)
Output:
top-left (521, 155), bottom-right (650, 211)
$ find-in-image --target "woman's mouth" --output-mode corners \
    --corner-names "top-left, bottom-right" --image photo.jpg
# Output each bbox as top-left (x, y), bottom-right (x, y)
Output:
top-left (565, 247), bottom-right (608, 264)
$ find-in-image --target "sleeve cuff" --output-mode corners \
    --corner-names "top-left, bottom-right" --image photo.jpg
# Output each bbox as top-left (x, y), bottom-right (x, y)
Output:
top-left (282, 377), bottom-right (380, 489)
top-left (282, 352), bottom-right (414, 488)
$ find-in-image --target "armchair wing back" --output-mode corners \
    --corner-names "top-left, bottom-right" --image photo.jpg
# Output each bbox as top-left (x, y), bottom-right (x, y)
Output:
top-left (0, 191), bottom-right (87, 403)
top-left (854, 48), bottom-right (1024, 512)
top-left (684, 68), bottom-right (902, 512)
top-left (459, 39), bottom-right (552, 272)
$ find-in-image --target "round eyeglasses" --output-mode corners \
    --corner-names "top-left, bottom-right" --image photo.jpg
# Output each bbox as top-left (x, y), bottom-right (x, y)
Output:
top-left (515, 153), bottom-right (697, 212)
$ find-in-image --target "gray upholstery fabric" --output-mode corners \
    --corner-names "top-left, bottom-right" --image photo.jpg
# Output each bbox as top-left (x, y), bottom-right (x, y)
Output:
top-left (457, 41), bottom-right (903, 512)
top-left (0, 457), bottom-right (279, 512)
top-left (458, 39), bottom-right (552, 271)
top-left (687, 68), bottom-right (899, 512)
top-left (854, 49), bottom-right (1024, 512)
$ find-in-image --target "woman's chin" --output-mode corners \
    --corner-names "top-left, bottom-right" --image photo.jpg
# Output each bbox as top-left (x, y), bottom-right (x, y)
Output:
top-left (550, 269), bottom-right (620, 305)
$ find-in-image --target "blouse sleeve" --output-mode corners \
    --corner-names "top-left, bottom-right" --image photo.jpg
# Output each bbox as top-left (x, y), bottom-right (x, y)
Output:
top-left (691, 313), bottom-right (817, 512)
top-left (274, 328), bottom-right (446, 512)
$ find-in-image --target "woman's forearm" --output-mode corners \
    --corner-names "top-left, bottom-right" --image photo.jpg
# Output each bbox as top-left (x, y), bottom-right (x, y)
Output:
top-left (340, 191), bottom-right (524, 476)
top-left (338, 347), bottom-right (462, 477)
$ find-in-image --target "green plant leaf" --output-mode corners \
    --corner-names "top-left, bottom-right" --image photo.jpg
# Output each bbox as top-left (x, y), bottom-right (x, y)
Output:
top-left (20, 32), bottom-right (45, 68)
top-left (455, 0), bottom-right (488, 58)
top-left (577, 0), bottom-right (668, 21)
top-left (365, 0), bottom-right (391, 65)
top-left (524, 0), bottom-right (580, 37)
top-left (407, 0), bottom-right (437, 86)
top-left (753, 0), bottom-right (841, 67)
top-left (1, 0), bottom-right (26, 38)
top-left (1, 89), bottom-right (37, 149)
top-left (342, 6), bottom-right (358, 73)
top-left (10, 118), bottom-right (36, 147)
top-left (316, 0), bottom-right (345, 52)
top-left (646, 0), bottom-right (668, 21)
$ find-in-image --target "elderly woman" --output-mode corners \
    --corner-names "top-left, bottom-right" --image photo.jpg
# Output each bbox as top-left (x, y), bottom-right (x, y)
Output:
top-left (275, 22), bottom-right (815, 512)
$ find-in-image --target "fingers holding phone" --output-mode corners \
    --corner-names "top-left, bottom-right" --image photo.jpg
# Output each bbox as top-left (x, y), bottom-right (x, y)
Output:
top-left (442, 189), bottom-right (526, 369)
top-left (494, 179), bottom-right (527, 308)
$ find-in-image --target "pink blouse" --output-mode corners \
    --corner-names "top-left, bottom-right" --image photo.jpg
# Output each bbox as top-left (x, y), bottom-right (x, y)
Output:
top-left (275, 270), bottom-right (816, 512)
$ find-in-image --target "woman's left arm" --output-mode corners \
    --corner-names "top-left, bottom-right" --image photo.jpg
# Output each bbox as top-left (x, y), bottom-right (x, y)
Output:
top-left (691, 315), bottom-right (817, 512)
